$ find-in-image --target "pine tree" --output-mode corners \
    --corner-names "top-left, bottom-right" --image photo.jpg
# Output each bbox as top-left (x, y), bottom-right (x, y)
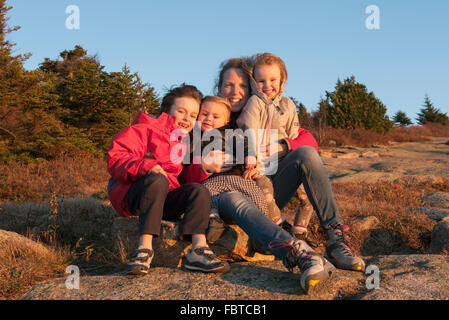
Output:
top-left (393, 110), bottom-right (412, 127)
top-left (289, 96), bottom-right (312, 128)
top-left (41, 46), bottom-right (160, 152)
top-left (0, 3), bottom-right (95, 161)
top-left (416, 95), bottom-right (448, 125)
top-left (325, 76), bottom-right (393, 134)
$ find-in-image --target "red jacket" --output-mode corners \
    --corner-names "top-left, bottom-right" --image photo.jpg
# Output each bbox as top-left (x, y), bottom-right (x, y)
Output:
top-left (107, 111), bottom-right (187, 217)
top-left (178, 126), bottom-right (318, 185)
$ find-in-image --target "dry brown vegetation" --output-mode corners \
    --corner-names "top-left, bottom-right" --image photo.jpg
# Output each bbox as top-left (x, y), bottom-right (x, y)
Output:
top-left (1, 125), bottom-right (448, 299)
top-left (0, 154), bottom-right (109, 202)
top-left (284, 177), bottom-right (449, 257)
top-left (0, 231), bottom-right (70, 300)
top-left (307, 123), bottom-right (449, 147)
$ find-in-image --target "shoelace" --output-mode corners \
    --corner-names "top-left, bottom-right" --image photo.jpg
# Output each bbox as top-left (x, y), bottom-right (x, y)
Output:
top-left (334, 226), bottom-right (356, 256)
top-left (268, 239), bottom-right (312, 273)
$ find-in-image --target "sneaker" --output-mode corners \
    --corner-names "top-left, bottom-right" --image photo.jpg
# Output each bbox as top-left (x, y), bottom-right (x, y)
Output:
top-left (272, 239), bottom-right (331, 294)
top-left (325, 225), bottom-right (365, 272)
top-left (184, 246), bottom-right (230, 273)
top-left (206, 216), bottom-right (226, 243)
top-left (125, 248), bottom-right (154, 276)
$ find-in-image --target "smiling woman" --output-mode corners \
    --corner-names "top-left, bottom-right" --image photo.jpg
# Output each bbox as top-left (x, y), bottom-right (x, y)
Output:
top-left (179, 54), bottom-right (367, 294)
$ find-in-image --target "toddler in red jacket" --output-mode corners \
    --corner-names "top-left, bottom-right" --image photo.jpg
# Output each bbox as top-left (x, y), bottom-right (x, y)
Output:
top-left (107, 84), bottom-right (229, 275)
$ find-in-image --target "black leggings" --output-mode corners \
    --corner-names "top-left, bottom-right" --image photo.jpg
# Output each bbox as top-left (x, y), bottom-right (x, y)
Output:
top-left (127, 173), bottom-right (211, 237)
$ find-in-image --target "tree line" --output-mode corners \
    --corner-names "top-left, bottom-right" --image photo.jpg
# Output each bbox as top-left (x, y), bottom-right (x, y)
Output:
top-left (0, 1), bottom-right (447, 162)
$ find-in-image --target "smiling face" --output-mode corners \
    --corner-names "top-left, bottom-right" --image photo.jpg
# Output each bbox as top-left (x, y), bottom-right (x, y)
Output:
top-left (197, 101), bottom-right (230, 132)
top-left (169, 97), bottom-right (199, 133)
top-left (253, 64), bottom-right (282, 99)
top-left (219, 68), bottom-right (250, 113)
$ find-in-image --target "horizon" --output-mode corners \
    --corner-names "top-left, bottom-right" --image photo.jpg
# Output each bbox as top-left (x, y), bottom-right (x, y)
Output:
top-left (7, 0), bottom-right (449, 122)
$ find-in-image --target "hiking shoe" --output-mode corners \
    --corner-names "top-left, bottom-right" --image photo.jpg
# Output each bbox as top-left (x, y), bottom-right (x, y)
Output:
top-left (206, 216), bottom-right (225, 243)
top-left (325, 225), bottom-right (365, 272)
top-left (295, 237), bottom-right (336, 276)
top-left (185, 246), bottom-right (230, 273)
top-left (125, 248), bottom-right (154, 276)
top-left (272, 239), bottom-right (330, 294)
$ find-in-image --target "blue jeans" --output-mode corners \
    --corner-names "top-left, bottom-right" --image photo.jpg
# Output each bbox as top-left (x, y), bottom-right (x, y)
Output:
top-left (216, 146), bottom-right (343, 259)
top-left (269, 146), bottom-right (343, 229)
top-left (216, 191), bottom-right (293, 262)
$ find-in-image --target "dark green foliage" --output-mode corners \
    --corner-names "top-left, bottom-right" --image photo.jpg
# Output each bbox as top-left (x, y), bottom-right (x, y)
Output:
top-left (324, 76), bottom-right (393, 134)
top-left (0, 2), bottom-right (160, 162)
top-left (416, 95), bottom-right (448, 125)
top-left (393, 110), bottom-right (412, 127)
top-left (289, 96), bottom-right (312, 129)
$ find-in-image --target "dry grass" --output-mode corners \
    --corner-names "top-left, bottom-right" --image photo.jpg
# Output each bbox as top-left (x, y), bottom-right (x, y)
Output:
top-left (284, 177), bottom-right (449, 256)
top-left (306, 123), bottom-right (449, 148)
top-left (0, 154), bottom-right (109, 203)
top-left (0, 231), bottom-right (70, 300)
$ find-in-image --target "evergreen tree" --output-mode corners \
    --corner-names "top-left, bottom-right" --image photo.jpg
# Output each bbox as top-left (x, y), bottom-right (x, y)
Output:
top-left (416, 95), bottom-right (448, 125)
top-left (393, 110), bottom-right (412, 126)
top-left (0, 3), bottom-right (95, 161)
top-left (289, 96), bottom-right (312, 128)
top-left (324, 76), bottom-right (393, 134)
top-left (40, 46), bottom-right (160, 152)
top-left (1, 2), bottom-right (161, 160)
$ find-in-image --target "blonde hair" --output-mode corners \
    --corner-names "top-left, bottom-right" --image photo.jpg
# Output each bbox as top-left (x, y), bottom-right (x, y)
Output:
top-left (201, 96), bottom-right (232, 121)
top-left (253, 52), bottom-right (288, 88)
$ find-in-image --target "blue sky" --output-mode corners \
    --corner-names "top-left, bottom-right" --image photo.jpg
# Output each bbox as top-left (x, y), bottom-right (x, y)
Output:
top-left (7, 0), bottom-right (449, 121)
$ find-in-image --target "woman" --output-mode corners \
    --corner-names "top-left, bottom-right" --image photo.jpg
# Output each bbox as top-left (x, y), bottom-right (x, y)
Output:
top-left (180, 56), bottom-right (365, 281)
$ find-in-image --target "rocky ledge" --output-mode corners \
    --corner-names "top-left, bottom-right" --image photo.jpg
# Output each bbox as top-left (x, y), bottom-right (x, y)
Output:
top-left (21, 254), bottom-right (449, 300)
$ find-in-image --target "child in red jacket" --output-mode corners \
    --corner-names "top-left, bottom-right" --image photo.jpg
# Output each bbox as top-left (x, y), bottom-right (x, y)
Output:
top-left (107, 84), bottom-right (229, 275)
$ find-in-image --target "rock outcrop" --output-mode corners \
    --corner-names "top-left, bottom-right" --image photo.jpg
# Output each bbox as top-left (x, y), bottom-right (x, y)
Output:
top-left (21, 254), bottom-right (449, 300)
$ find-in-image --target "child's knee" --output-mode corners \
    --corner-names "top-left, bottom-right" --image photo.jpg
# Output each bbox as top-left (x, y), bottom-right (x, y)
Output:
top-left (142, 173), bottom-right (169, 194)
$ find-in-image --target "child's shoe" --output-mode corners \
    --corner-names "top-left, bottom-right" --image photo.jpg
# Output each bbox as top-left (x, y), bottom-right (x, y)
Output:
top-left (184, 246), bottom-right (230, 273)
top-left (125, 248), bottom-right (154, 276)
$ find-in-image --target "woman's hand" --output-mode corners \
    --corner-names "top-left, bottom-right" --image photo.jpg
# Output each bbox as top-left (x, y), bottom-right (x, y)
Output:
top-left (149, 164), bottom-right (167, 178)
top-left (201, 150), bottom-right (233, 174)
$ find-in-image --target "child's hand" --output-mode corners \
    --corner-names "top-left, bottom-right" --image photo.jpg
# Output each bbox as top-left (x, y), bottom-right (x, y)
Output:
top-left (245, 155), bottom-right (257, 169)
top-left (149, 165), bottom-right (167, 178)
top-left (243, 168), bottom-right (260, 180)
top-left (202, 150), bottom-right (233, 174)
